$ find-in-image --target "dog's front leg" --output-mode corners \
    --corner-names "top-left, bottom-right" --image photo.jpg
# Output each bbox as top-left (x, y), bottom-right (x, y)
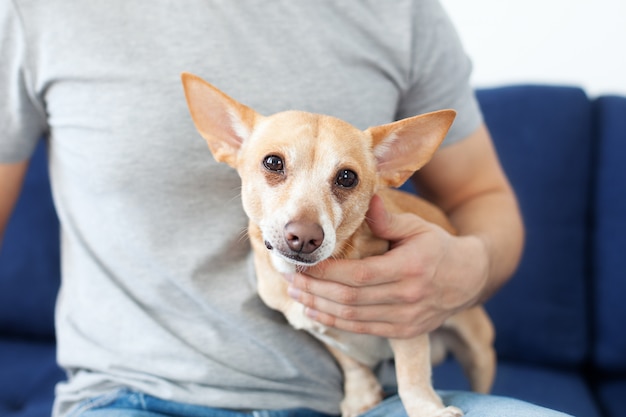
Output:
top-left (391, 336), bottom-right (463, 417)
top-left (438, 307), bottom-right (496, 394)
top-left (326, 345), bottom-right (383, 417)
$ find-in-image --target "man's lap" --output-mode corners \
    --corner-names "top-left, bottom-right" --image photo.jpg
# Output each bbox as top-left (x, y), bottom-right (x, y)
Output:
top-left (362, 392), bottom-right (573, 417)
top-left (69, 389), bottom-right (573, 417)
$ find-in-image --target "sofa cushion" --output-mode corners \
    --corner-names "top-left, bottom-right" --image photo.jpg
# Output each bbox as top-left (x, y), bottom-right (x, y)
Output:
top-left (596, 378), bottom-right (626, 417)
top-left (0, 339), bottom-right (64, 417)
top-left (477, 86), bottom-right (592, 367)
top-left (592, 95), bottom-right (626, 373)
top-left (0, 140), bottom-right (60, 339)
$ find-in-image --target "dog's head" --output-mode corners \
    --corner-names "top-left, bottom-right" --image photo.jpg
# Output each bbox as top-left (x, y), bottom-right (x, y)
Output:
top-left (182, 73), bottom-right (455, 270)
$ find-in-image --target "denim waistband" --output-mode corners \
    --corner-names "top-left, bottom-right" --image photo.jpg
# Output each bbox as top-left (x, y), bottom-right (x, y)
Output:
top-left (67, 389), bottom-right (339, 417)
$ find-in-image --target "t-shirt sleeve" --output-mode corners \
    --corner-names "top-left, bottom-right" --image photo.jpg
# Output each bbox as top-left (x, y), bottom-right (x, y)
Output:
top-left (0, 2), bottom-right (48, 163)
top-left (397, 0), bottom-right (483, 146)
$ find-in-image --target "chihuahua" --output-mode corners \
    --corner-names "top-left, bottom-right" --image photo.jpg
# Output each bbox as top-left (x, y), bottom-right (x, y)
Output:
top-left (182, 73), bottom-right (495, 417)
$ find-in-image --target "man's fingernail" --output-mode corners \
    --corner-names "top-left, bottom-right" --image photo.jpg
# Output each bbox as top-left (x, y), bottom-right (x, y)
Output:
top-left (287, 286), bottom-right (300, 299)
top-left (305, 307), bottom-right (318, 320)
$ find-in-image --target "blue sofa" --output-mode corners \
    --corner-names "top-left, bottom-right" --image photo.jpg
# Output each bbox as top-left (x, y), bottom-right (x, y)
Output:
top-left (1, 85), bottom-right (624, 417)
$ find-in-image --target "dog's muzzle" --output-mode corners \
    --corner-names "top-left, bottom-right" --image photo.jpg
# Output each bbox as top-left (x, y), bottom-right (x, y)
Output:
top-left (264, 220), bottom-right (326, 266)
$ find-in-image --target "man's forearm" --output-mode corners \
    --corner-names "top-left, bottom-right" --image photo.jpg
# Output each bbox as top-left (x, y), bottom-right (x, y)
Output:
top-left (413, 124), bottom-right (525, 304)
top-left (0, 160), bottom-right (29, 243)
top-left (448, 186), bottom-right (524, 303)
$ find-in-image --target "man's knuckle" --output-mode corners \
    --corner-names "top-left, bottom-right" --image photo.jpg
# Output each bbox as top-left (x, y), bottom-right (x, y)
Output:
top-left (323, 313), bottom-right (336, 327)
top-left (394, 324), bottom-right (414, 339)
top-left (301, 291), bottom-right (316, 308)
top-left (339, 305), bottom-right (358, 320)
top-left (406, 261), bottom-right (426, 279)
top-left (350, 321), bottom-right (369, 334)
top-left (353, 263), bottom-right (372, 286)
top-left (338, 286), bottom-right (359, 305)
top-left (395, 309), bottom-right (414, 325)
top-left (408, 292), bottom-right (423, 304)
top-left (301, 276), bottom-right (315, 293)
top-left (397, 287), bottom-right (421, 304)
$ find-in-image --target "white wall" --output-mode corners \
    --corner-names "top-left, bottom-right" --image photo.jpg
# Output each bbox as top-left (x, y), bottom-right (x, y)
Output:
top-left (440, 0), bottom-right (626, 96)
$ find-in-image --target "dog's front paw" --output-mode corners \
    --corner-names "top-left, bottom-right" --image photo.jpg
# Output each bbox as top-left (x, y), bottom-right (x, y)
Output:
top-left (340, 372), bottom-right (383, 417)
top-left (433, 406), bottom-right (463, 417)
top-left (404, 403), bottom-right (463, 417)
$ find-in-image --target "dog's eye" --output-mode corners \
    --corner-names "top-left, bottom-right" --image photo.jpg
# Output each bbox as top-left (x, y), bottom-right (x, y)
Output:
top-left (263, 155), bottom-right (284, 173)
top-left (336, 169), bottom-right (358, 189)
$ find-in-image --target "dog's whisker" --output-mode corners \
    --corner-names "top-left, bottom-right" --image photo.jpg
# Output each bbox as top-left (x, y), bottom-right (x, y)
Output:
top-left (236, 227), bottom-right (250, 244)
top-left (226, 187), bottom-right (243, 205)
top-left (333, 241), bottom-right (355, 260)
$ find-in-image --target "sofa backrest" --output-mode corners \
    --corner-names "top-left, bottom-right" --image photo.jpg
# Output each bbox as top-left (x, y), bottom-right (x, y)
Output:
top-left (592, 95), bottom-right (626, 374)
top-left (0, 141), bottom-right (59, 340)
top-left (479, 85), bottom-right (593, 368)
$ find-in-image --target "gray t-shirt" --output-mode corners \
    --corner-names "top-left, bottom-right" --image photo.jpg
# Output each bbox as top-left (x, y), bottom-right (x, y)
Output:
top-left (1, 1), bottom-right (482, 416)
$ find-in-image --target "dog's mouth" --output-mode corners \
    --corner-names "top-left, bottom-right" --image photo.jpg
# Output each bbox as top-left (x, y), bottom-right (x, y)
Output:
top-left (264, 240), bottom-right (320, 266)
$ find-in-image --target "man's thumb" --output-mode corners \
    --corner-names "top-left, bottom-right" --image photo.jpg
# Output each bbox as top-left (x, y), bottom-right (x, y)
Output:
top-left (366, 194), bottom-right (423, 241)
top-left (365, 194), bottom-right (389, 234)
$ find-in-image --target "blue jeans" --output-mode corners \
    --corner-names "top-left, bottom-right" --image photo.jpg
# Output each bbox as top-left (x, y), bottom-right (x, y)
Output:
top-left (67, 389), bottom-right (574, 417)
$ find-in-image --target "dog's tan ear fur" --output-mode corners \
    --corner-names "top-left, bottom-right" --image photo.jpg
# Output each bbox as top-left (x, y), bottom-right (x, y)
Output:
top-left (366, 110), bottom-right (456, 188)
top-left (181, 72), bottom-right (262, 167)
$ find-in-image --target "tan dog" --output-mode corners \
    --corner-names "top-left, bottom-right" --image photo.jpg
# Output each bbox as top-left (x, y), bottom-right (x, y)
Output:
top-left (181, 73), bottom-right (495, 417)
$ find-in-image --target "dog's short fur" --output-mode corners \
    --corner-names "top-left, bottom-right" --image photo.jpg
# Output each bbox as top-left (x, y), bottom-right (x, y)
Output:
top-left (182, 73), bottom-right (495, 417)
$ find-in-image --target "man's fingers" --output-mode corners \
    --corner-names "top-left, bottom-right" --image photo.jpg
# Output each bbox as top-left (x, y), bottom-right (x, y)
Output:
top-left (304, 308), bottom-right (400, 338)
top-left (287, 267), bottom-right (427, 310)
top-left (290, 290), bottom-right (411, 337)
top-left (299, 304), bottom-right (427, 339)
top-left (288, 268), bottom-right (399, 306)
top-left (305, 255), bottom-right (400, 288)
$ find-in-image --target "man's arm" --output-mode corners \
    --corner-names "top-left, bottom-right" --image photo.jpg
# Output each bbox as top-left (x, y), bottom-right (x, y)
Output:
top-left (284, 124), bottom-right (524, 338)
top-left (413, 123), bottom-right (524, 302)
top-left (0, 160), bottom-right (29, 244)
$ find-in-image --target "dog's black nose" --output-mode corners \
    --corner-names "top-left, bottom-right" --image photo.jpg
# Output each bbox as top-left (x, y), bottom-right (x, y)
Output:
top-left (284, 221), bottom-right (324, 254)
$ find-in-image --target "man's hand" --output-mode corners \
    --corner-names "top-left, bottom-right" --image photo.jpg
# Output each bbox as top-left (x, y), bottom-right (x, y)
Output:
top-left (284, 125), bottom-right (524, 339)
top-left (284, 194), bottom-right (490, 339)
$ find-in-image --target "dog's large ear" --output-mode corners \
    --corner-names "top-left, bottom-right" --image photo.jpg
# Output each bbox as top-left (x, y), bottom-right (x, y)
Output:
top-left (366, 110), bottom-right (456, 188)
top-left (181, 72), bottom-right (262, 167)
